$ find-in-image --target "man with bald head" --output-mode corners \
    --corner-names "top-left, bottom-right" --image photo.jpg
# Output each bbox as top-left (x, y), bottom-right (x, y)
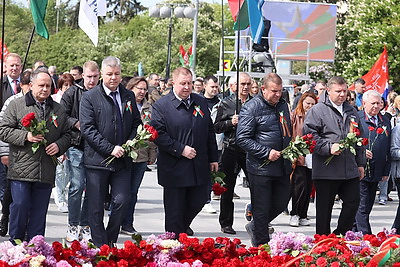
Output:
top-left (214, 72), bottom-right (252, 235)
top-left (1, 53), bottom-right (22, 109)
top-left (150, 67), bottom-right (218, 238)
top-left (0, 68), bottom-right (71, 243)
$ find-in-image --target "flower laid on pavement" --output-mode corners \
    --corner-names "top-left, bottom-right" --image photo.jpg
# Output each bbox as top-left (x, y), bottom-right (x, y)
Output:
top-left (0, 231), bottom-right (399, 266)
top-left (103, 124), bottom-right (158, 166)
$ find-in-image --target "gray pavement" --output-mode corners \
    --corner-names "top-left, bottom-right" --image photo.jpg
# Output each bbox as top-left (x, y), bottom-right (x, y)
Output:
top-left (1, 167), bottom-right (398, 247)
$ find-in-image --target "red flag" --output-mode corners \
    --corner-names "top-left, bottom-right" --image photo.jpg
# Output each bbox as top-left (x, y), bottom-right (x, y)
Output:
top-left (178, 45), bottom-right (193, 67)
top-left (349, 46), bottom-right (389, 95)
top-left (0, 39), bottom-right (10, 61)
top-left (228, 0), bottom-right (246, 22)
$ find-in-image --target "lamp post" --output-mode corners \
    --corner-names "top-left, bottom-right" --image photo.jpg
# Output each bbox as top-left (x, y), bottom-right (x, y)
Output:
top-left (149, 3), bottom-right (197, 81)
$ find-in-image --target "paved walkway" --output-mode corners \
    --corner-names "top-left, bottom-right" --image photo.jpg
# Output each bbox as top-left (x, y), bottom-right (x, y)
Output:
top-left (1, 167), bottom-right (398, 248)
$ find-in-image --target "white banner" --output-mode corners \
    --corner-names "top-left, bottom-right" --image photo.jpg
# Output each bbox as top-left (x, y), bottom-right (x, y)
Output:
top-left (78, 0), bottom-right (107, 46)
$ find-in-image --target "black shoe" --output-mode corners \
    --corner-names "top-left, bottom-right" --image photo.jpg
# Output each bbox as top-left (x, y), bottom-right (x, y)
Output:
top-left (221, 226), bottom-right (236, 235)
top-left (186, 227), bottom-right (194, 236)
top-left (0, 215), bottom-right (9, 237)
top-left (104, 201), bottom-right (111, 211)
top-left (121, 225), bottom-right (137, 235)
top-left (145, 166), bottom-right (152, 172)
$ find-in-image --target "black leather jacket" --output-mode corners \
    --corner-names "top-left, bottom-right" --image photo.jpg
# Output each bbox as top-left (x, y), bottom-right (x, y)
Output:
top-left (214, 94), bottom-right (251, 153)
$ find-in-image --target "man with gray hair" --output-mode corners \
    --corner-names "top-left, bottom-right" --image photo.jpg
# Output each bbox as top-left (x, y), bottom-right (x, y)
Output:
top-left (354, 90), bottom-right (391, 234)
top-left (80, 56), bottom-right (141, 247)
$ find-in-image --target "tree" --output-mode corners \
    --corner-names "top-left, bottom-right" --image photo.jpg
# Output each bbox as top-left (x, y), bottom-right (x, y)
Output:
top-left (335, 0), bottom-right (400, 88)
top-left (108, 0), bottom-right (146, 23)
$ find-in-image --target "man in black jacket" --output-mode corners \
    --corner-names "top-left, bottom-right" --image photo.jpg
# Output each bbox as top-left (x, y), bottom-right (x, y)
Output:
top-left (80, 56), bottom-right (141, 247)
top-left (236, 73), bottom-right (292, 246)
top-left (214, 72), bottom-right (251, 235)
top-left (60, 60), bottom-right (100, 242)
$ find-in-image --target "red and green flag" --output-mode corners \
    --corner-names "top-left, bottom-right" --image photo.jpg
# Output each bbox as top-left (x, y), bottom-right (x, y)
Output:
top-left (179, 45), bottom-right (193, 67)
top-left (30, 0), bottom-right (49, 39)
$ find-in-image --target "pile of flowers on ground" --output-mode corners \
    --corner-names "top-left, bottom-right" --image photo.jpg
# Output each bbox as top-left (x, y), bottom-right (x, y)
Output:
top-left (0, 230), bottom-right (399, 266)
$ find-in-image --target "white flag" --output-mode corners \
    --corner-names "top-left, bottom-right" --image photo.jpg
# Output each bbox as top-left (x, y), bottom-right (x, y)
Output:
top-left (78, 0), bottom-right (106, 46)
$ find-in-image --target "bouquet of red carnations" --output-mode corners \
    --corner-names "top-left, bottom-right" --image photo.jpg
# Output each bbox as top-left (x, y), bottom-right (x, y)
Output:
top-left (103, 124), bottom-right (158, 166)
top-left (211, 171), bottom-right (227, 196)
top-left (260, 134), bottom-right (316, 167)
top-left (21, 112), bottom-right (60, 165)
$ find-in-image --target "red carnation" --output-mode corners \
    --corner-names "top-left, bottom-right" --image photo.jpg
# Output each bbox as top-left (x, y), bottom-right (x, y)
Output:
top-left (368, 126), bottom-right (375, 131)
top-left (212, 183), bottom-right (227, 196)
top-left (362, 138), bottom-right (369, 146)
top-left (316, 256), bottom-right (327, 267)
top-left (144, 124), bottom-right (159, 141)
top-left (304, 255), bottom-right (313, 263)
top-left (307, 133), bottom-right (313, 139)
top-left (376, 127), bottom-right (384, 134)
top-left (21, 112), bottom-right (36, 127)
top-left (301, 135), bottom-right (308, 141)
top-left (353, 128), bottom-right (361, 137)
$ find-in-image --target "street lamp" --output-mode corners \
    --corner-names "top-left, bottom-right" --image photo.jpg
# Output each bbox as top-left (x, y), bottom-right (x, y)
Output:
top-left (149, 3), bottom-right (197, 81)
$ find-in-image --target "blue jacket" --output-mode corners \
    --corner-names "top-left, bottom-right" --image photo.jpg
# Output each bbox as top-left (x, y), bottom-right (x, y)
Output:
top-left (80, 84), bottom-right (141, 171)
top-left (359, 111), bottom-right (391, 182)
top-left (236, 94), bottom-right (292, 177)
top-left (150, 91), bottom-right (218, 188)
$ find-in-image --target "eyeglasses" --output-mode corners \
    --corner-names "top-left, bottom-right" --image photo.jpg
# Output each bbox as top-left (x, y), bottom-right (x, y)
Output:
top-left (135, 87), bottom-right (148, 92)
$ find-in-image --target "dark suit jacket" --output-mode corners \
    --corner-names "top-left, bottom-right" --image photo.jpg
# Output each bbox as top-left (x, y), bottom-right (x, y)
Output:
top-left (80, 83), bottom-right (142, 171)
top-left (1, 75), bottom-right (20, 109)
top-left (150, 91), bottom-right (218, 188)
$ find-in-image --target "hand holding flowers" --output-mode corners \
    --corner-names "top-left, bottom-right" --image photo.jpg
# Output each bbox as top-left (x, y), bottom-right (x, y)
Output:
top-left (260, 134), bottom-right (315, 167)
top-left (21, 112), bottom-right (60, 165)
top-left (103, 124), bottom-right (158, 166)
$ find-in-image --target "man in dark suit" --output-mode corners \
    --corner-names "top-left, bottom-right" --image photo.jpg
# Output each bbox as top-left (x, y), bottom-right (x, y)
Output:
top-left (80, 56), bottom-right (141, 247)
top-left (1, 53), bottom-right (22, 109)
top-left (150, 67), bottom-right (218, 238)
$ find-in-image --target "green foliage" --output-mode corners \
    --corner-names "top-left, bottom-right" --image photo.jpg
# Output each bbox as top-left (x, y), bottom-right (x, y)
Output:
top-left (335, 0), bottom-right (400, 88)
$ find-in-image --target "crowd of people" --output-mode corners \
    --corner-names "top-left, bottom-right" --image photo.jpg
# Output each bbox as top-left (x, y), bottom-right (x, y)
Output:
top-left (0, 52), bottom-right (399, 248)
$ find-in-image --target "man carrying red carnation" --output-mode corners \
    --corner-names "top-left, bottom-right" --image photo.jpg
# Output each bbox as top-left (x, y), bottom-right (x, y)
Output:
top-left (304, 76), bottom-right (366, 236)
top-left (0, 69), bottom-right (71, 243)
top-left (354, 90), bottom-right (391, 234)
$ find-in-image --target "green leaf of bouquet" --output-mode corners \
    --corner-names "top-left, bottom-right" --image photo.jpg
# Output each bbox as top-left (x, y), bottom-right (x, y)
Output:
top-left (291, 250), bottom-right (300, 257)
top-left (130, 151), bottom-right (138, 160)
top-left (32, 143), bottom-right (39, 154)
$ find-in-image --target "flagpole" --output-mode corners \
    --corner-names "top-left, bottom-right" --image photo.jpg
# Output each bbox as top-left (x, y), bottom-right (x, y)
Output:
top-left (235, 0), bottom-right (241, 114)
top-left (22, 26), bottom-right (36, 72)
top-left (221, 0), bottom-right (225, 97)
top-left (0, 0), bottom-right (5, 107)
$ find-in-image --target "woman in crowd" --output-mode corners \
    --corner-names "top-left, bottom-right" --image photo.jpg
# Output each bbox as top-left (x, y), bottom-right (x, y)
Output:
top-left (52, 73), bottom-right (74, 213)
top-left (289, 92), bottom-right (317, 227)
top-left (120, 76), bottom-right (157, 235)
top-left (250, 80), bottom-right (259, 96)
top-left (346, 90), bottom-right (357, 108)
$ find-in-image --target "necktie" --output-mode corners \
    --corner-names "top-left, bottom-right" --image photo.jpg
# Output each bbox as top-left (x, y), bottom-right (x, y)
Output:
top-left (12, 80), bottom-right (18, 95)
top-left (110, 91), bottom-right (123, 145)
top-left (182, 98), bottom-right (190, 109)
top-left (371, 116), bottom-right (377, 126)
